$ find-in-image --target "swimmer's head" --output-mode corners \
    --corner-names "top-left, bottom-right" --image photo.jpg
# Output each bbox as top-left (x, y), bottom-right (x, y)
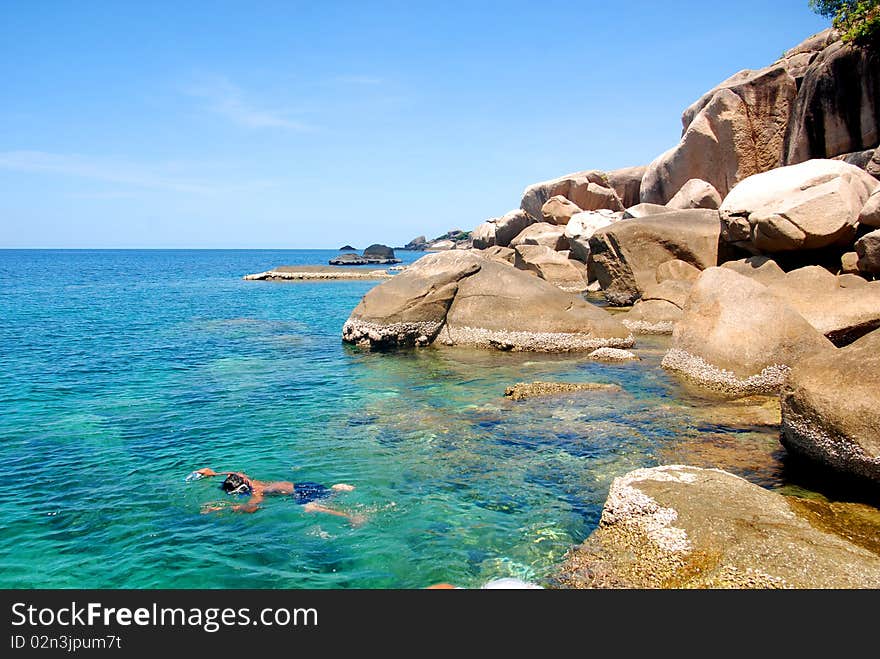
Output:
top-left (221, 473), bottom-right (252, 495)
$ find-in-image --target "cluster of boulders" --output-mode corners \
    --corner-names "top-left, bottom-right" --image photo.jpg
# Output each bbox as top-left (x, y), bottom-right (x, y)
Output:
top-left (402, 230), bottom-right (473, 251)
top-left (329, 244), bottom-right (402, 265)
top-left (340, 29), bottom-right (880, 585)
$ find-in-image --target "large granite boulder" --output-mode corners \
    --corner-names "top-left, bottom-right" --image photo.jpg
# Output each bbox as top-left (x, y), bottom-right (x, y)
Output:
top-left (541, 195), bottom-right (582, 226)
top-left (563, 210), bottom-right (619, 264)
top-left (642, 60), bottom-right (798, 206)
top-left (855, 229), bottom-right (880, 274)
top-left (478, 245), bottom-right (515, 265)
top-left (781, 329), bottom-right (880, 482)
top-left (472, 220), bottom-right (497, 249)
top-left (493, 209), bottom-right (537, 247)
top-left (622, 280), bottom-right (692, 335)
top-left (440, 259), bottom-right (632, 351)
top-left (783, 41), bottom-right (880, 165)
top-left (587, 209), bottom-right (728, 306)
top-left (681, 64), bottom-right (798, 171)
top-left (509, 222), bottom-right (569, 251)
top-left (513, 244), bottom-right (588, 292)
top-left (605, 165), bottom-right (646, 209)
top-left (343, 251), bottom-right (633, 351)
top-left (859, 189), bottom-right (880, 228)
top-left (719, 159), bottom-right (878, 252)
top-left (342, 251), bottom-right (482, 347)
top-left (766, 266), bottom-right (880, 345)
top-left (520, 171), bottom-right (623, 220)
top-left (622, 203), bottom-right (668, 219)
top-left (555, 465), bottom-right (880, 588)
top-left (363, 244), bottom-right (396, 260)
top-left (720, 255), bottom-right (786, 286)
top-left (661, 267), bottom-right (833, 395)
top-left (666, 178), bottom-right (722, 210)
top-left (404, 236), bottom-right (427, 250)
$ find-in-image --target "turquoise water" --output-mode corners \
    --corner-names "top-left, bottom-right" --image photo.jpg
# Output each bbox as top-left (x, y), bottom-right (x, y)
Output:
top-left (0, 249), bottom-right (783, 588)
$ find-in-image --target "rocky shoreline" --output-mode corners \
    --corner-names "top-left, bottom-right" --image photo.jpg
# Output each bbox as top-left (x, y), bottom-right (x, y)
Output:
top-left (333, 28), bottom-right (880, 588)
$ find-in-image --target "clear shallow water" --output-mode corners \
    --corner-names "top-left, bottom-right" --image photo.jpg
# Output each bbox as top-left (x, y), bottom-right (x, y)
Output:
top-left (0, 249), bottom-right (785, 588)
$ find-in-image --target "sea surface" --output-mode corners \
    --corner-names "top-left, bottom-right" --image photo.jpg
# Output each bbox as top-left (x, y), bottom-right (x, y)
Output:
top-left (0, 249), bottom-right (792, 588)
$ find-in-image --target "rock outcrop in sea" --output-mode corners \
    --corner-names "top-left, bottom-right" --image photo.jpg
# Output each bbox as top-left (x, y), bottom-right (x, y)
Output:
top-left (341, 251), bottom-right (633, 351)
top-left (555, 465), bottom-right (880, 588)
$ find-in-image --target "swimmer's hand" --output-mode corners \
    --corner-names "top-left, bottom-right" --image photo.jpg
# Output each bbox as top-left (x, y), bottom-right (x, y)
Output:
top-left (200, 503), bottom-right (228, 514)
top-left (185, 471), bottom-right (204, 482)
top-left (330, 483), bottom-right (355, 492)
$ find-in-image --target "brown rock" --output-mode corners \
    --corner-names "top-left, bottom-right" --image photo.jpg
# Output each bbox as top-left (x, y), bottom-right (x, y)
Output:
top-left (666, 178), bottom-right (722, 210)
top-left (504, 381), bottom-right (621, 401)
top-left (555, 465), bottom-right (880, 588)
top-left (563, 210), bottom-right (620, 264)
top-left (859, 189), bottom-right (880, 228)
top-left (509, 222), bottom-right (569, 251)
top-left (604, 165), bottom-right (646, 208)
top-left (440, 257), bottom-right (634, 351)
top-left (493, 209), bottom-right (537, 247)
top-left (841, 251), bottom-right (860, 275)
top-left (623, 203), bottom-right (669, 219)
top-left (513, 244), bottom-right (587, 292)
top-left (767, 265), bottom-right (880, 345)
top-left (655, 259), bottom-right (701, 284)
top-left (344, 251), bottom-right (634, 352)
top-left (719, 159), bottom-right (878, 252)
top-left (720, 256), bottom-right (786, 287)
top-left (855, 229), bottom-right (880, 274)
top-left (781, 329), bottom-right (880, 482)
top-left (541, 195), bottom-right (583, 226)
top-left (479, 245), bottom-right (515, 265)
top-left (783, 41), bottom-right (880, 165)
top-left (661, 267), bottom-right (833, 395)
top-left (588, 209), bottom-right (728, 306)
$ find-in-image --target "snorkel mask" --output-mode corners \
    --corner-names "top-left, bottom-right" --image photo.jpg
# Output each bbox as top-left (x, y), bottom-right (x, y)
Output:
top-left (221, 473), bottom-right (253, 496)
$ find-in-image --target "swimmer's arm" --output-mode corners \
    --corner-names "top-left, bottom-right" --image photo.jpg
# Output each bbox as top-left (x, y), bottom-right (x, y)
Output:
top-left (231, 490), bottom-right (264, 514)
top-left (194, 468), bottom-right (223, 478)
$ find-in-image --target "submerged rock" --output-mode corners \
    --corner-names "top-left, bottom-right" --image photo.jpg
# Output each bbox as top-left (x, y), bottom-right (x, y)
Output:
top-left (503, 381), bottom-right (621, 401)
top-left (587, 348), bottom-right (639, 362)
top-left (780, 329), bottom-right (880, 483)
top-left (555, 465), bottom-right (880, 588)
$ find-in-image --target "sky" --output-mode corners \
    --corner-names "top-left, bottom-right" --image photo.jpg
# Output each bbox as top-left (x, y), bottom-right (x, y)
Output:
top-left (0, 1), bottom-right (831, 249)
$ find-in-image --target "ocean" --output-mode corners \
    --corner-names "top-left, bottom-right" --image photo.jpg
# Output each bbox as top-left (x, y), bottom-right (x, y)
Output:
top-left (0, 249), bottom-right (784, 588)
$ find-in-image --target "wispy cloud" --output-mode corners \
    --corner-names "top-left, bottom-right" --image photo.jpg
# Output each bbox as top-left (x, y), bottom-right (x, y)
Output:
top-left (0, 150), bottom-right (215, 193)
top-left (184, 75), bottom-right (314, 131)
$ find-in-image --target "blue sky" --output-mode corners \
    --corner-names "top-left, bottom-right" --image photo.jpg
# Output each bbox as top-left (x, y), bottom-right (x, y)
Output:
top-left (0, 1), bottom-right (830, 248)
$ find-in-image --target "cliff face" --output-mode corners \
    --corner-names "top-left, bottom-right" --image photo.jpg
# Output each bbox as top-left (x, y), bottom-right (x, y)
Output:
top-left (640, 29), bottom-right (879, 205)
top-left (483, 29), bottom-right (879, 221)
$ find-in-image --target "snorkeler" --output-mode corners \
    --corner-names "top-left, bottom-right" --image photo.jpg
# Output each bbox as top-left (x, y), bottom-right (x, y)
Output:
top-left (189, 468), bottom-right (361, 523)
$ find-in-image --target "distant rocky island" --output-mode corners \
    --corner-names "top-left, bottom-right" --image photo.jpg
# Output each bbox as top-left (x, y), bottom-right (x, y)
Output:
top-left (400, 230), bottom-right (473, 251)
top-left (329, 244), bottom-right (402, 265)
top-left (338, 28), bottom-right (880, 588)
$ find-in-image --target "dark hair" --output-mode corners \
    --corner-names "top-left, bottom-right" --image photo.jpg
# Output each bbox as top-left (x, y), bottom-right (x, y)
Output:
top-left (221, 473), bottom-right (252, 495)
